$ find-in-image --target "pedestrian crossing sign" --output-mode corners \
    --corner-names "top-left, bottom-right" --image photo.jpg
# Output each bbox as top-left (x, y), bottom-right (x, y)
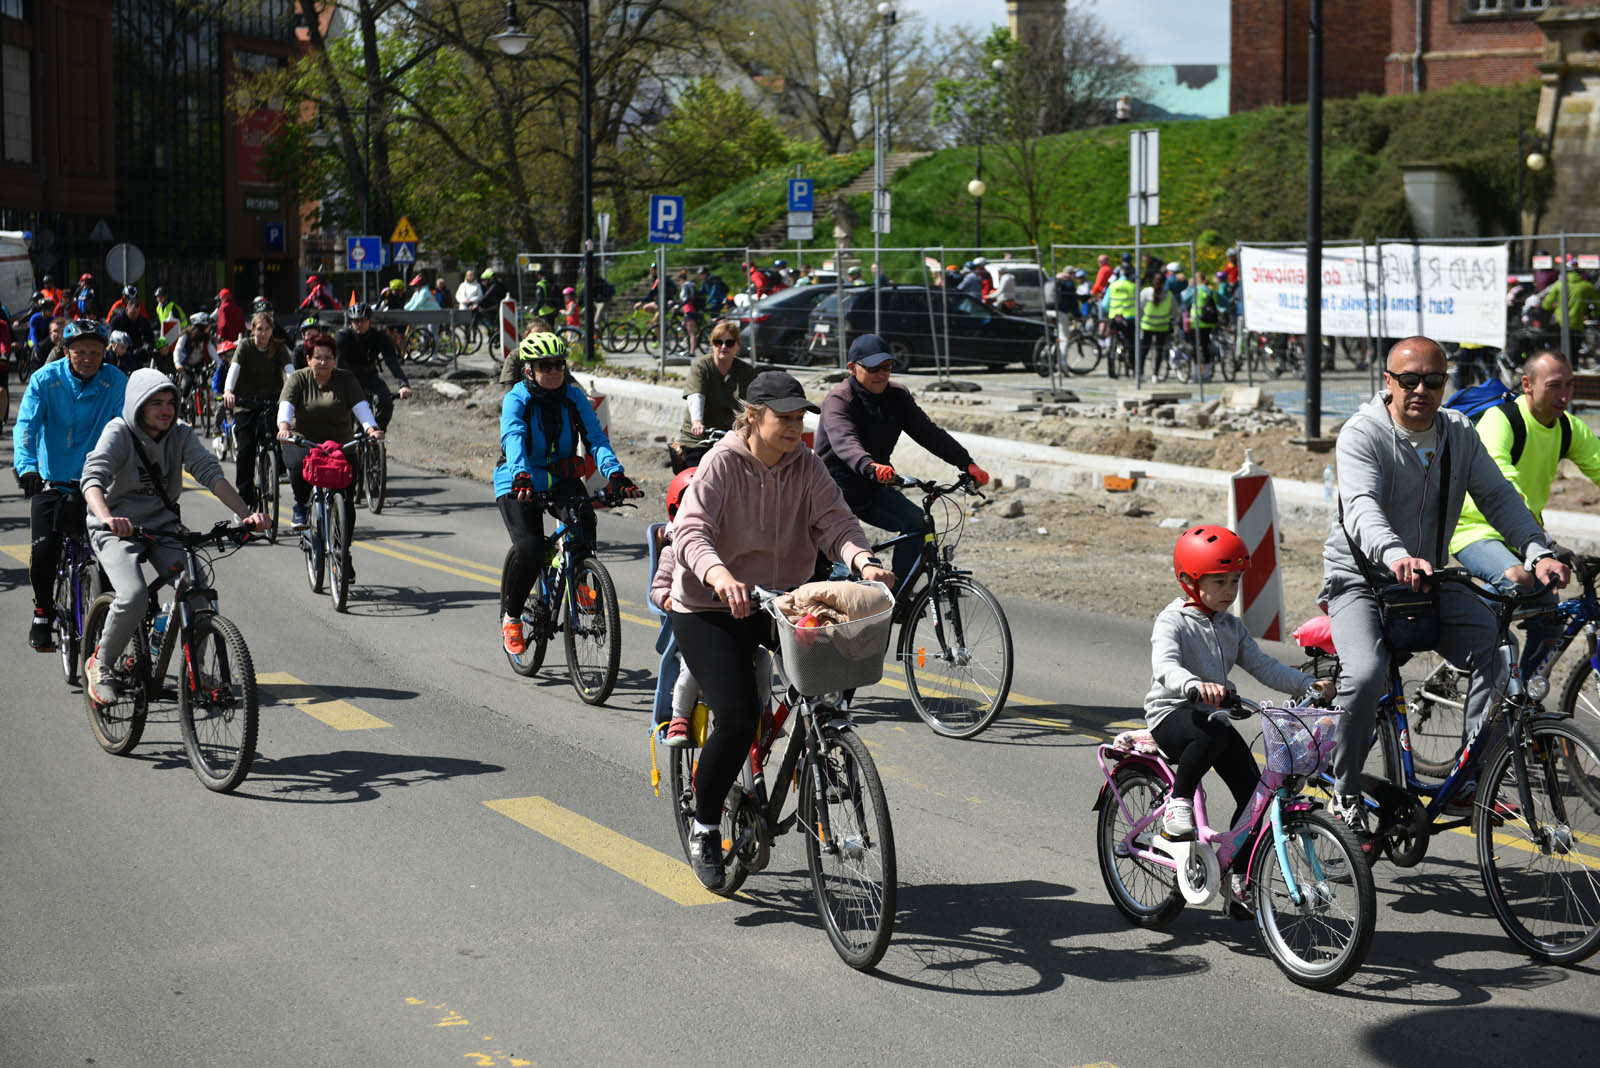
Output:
top-left (392, 242), bottom-right (417, 265)
top-left (390, 216), bottom-right (419, 243)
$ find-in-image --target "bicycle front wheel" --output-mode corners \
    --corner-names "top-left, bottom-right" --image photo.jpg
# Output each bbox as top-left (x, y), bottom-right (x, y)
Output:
top-left (1063, 335), bottom-right (1101, 375)
top-left (800, 728), bottom-right (896, 969)
top-left (82, 593), bottom-right (150, 755)
top-left (564, 556), bottom-right (621, 704)
top-left (327, 493), bottom-right (351, 612)
top-left (177, 613), bottom-right (259, 793)
top-left (256, 443), bottom-right (280, 544)
top-left (54, 564), bottom-right (80, 686)
top-left (365, 439), bottom-right (387, 514)
top-left (901, 575), bottom-right (1014, 739)
top-left (1403, 651), bottom-right (1468, 777)
top-left (1476, 721), bottom-right (1600, 964)
top-left (1096, 763), bottom-right (1184, 927)
top-left (1252, 808), bottom-right (1375, 990)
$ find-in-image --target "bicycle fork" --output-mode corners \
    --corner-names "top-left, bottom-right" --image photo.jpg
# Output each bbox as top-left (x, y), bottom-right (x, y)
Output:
top-left (1268, 794), bottom-right (1332, 910)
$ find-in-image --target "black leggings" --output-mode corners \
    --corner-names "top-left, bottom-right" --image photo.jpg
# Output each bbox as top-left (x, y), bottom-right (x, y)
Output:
top-left (497, 479), bottom-right (592, 617)
top-left (1150, 706), bottom-right (1260, 835)
top-left (29, 487), bottom-right (85, 611)
top-left (672, 609), bottom-right (776, 825)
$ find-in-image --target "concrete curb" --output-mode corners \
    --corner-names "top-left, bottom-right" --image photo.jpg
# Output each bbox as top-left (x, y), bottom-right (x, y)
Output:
top-left (576, 372), bottom-right (1600, 550)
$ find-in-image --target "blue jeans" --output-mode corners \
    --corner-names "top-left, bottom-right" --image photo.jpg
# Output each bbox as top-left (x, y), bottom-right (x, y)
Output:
top-left (855, 484), bottom-right (926, 594)
top-left (1455, 537), bottom-right (1563, 683)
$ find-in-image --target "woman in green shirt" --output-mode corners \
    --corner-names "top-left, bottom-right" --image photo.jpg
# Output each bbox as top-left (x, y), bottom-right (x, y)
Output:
top-left (276, 332), bottom-right (381, 531)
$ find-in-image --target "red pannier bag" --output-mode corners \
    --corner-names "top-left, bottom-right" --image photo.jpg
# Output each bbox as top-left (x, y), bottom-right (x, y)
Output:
top-left (302, 441), bottom-right (353, 489)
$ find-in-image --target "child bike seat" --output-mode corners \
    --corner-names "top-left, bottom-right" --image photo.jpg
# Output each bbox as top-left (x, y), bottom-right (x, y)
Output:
top-left (1292, 614), bottom-right (1335, 656)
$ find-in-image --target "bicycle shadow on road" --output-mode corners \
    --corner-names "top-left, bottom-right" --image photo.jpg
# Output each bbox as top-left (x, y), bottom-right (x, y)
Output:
top-left (1360, 1005), bottom-right (1600, 1061)
top-left (340, 582), bottom-right (497, 617)
top-left (841, 691), bottom-right (1138, 749)
top-left (237, 748), bottom-right (508, 804)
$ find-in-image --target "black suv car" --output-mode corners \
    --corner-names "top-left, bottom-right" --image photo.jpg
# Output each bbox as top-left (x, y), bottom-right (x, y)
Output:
top-left (735, 284), bottom-right (841, 365)
top-left (805, 285), bottom-right (1046, 368)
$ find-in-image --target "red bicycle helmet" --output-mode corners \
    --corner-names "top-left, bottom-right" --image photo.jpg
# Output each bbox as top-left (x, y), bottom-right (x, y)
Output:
top-left (1173, 524), bottom-right (1249, 606)
top-left (665, 466), bottom-right (697, 521)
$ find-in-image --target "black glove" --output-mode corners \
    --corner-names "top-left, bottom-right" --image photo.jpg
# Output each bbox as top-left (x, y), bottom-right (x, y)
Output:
top-left (18, 471), bottom-right (43, 498)
top-left (608, 472), bottom-right (643, 500)
top-left (511, 472), bottom-right (533, 495)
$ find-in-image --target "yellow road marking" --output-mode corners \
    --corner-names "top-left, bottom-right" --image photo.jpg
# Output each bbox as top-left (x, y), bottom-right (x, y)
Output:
top-left (257, 671), bottom-right (392, 730)
top-left (483, 795), bottom-right (723, 907)
top-left (371, 537), bottom-right (501, 576)
top-left (0, 544), bottom-right (29, 566)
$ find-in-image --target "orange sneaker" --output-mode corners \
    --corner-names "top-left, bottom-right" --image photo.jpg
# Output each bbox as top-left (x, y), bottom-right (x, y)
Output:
top-left (502, 618), bottom-right (526, 656)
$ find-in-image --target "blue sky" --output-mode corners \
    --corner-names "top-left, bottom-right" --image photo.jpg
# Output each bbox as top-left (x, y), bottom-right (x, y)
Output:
top-left (907, 0), bottom-right (1230, 65)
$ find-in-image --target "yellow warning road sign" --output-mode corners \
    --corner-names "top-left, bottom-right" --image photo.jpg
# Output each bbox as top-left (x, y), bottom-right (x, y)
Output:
top-left (390, 216), bottom-right (419, 243)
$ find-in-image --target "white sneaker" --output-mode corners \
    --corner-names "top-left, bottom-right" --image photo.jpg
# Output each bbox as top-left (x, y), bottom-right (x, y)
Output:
top-left (1163, 797), bottom-right (1196, 839)
top-left (84, 650), bottom-right (118, 706)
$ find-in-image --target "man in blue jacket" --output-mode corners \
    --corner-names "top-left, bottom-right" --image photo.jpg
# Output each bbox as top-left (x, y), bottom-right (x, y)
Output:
top-left (12, 318), bottom-right (129, 651)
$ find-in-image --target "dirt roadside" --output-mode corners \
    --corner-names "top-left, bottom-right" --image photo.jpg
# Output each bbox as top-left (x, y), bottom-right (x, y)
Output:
top-left (384, 375), bottom-right (1600, 631)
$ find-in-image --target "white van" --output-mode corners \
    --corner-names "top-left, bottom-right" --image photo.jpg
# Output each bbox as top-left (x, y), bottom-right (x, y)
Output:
top-left (0, 231), bottom-right (36, 316)
top-left (982, 260), bottom-right (1046, 316)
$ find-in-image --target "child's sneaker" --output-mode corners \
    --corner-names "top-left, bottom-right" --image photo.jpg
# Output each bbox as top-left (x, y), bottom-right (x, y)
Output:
top-left (1163, 797), bottom-right (1196, 840)
top-left (663, 715), bottom-right (691, 748)
top-left (1220, 871), bottom-right (1251, 921)
top-left (84, 651), bottom-right (117, 706)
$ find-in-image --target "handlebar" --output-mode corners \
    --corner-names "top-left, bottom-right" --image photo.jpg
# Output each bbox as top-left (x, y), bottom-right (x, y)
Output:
top-left (280, 433), bottom-right (372, 449)
top-left (94, 518), bottom-right (255, 548)
top-left (1429, 566), bottom-right (1563, 606)
top-left (895, 472), bottom-right (985, 500)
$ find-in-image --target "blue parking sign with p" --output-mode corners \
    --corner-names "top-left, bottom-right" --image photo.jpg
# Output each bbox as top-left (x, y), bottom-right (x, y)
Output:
top-left (788, 179), bottom-right (813, 213)
top-left (649, 195), bottom-right (684, 245)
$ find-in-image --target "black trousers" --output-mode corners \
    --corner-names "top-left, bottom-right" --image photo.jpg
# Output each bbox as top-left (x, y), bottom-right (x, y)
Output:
top-left (29, 486), bottom-right (86, 611)
top-left (232, 403), bottom-right (274, 500)
top-left (357, 374), bottom-right (395, 431)
top-left (671, 609), bottom-right (777, 826)
top-left (1150, 706), bottom-right (1260, 838)
top-left (497, 478), bottom-right (592, 617)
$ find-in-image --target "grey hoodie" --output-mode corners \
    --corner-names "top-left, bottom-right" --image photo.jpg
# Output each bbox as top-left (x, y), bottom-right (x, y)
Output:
top-left (1145, 597), bottom-right (1313, 729)
top-left (1321, 392), bottom-right (1550, 598)
top-left (81, 367), bottom-right (224, 530)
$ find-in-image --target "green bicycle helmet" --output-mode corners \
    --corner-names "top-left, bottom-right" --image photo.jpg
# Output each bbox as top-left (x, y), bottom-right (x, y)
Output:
top-left (517, 331), bottom-right (567, 363)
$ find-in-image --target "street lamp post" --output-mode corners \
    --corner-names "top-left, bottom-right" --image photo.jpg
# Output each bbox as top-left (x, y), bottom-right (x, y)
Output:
top-left (495, 0), bottom-right (594, 362)
top-left (1516, 114), bottom-right (1548, 270)
top-left (967, 58), bottom-right (1003, 255)
top-left (877, 2), bottom-right (895, 156)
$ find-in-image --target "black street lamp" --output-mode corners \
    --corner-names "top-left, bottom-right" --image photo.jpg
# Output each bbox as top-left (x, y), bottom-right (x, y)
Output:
top-left (966, 58), bottom-right (1004, 254)
top-left (1516, 114), bottom-right (1548, 271)
top-left (495, 0), bottom-right (595, 363)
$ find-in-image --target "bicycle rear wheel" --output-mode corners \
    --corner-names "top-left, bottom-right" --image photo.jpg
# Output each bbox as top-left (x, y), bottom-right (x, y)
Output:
top-left (1096, 763), bottom-right (1184, 926)
top-left (1559, 657), bottom-right (1600, 736)
top-left (501, 547), bottom-right (551, 676)
top-left (563, 556), bottom-right (621, 705)
top-left (54, 563), bottom-right (80, 686)
top-left (668, 737), bottom-right (749, 897)
top-left (177, 613), bottom-right (259, 793)
top-left (1476, 721), bottom-right (1600, 964)
top-left (327, 492), bottom-right (351, 612)
top-left (82, 593), bottom-right (150, 755)
top-left (901, 575), bottom-right (1013, 739)
top-left (1252, 808), bottom-right (1375, 990)
top-left (1063, 334), bottom-right (1100, 375)
top-left (800, 727), bottom-right (896, 969)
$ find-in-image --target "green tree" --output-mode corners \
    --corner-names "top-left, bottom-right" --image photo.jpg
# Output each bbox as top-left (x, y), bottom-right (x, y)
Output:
top-left (647, 79), bottom-right (793, 206)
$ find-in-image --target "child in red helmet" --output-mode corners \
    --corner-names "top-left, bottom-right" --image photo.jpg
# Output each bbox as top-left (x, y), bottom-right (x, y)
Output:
top-left (1146, 525), bottom-right (1330, 910)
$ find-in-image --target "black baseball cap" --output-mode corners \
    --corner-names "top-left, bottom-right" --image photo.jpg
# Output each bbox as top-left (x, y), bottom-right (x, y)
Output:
top-left (847, 333), bottom-right (894, 369)
top-left (746, 371), bottom-right (820, 413)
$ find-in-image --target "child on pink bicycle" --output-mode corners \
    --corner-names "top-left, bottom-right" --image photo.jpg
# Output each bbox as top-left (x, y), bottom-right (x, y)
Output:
top-left (1146, 526), bottom-right (1332, 908)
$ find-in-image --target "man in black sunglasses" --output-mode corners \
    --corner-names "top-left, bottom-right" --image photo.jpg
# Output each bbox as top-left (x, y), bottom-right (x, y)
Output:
top-left (1320, 335), bottom-right (1569, 845)
top-left (670, 319), bottom-right (755, 473)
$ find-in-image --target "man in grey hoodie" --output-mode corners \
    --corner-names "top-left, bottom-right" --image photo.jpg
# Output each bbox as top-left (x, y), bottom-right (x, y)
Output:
top-left (79, 367), bottom-right (267, 704)
top-left (1321, 337), bottom-right (1569, 839)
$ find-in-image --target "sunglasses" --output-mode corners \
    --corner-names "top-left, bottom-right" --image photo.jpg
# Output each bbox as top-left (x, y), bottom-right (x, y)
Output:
top-left (1385, 370), bottom-right (1447, 390)
top-left (711, 338), bottom-right (738, 348)
top-left (533, 359), bottom-right (567, 373)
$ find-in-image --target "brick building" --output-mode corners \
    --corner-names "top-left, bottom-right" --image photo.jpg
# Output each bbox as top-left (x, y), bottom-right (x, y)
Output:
top-left (1231, 0), bottom-right (1570, 114)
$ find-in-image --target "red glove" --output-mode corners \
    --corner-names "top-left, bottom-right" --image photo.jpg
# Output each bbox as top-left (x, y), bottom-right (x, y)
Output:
top-left (870, 463), bottom-right (896, 484)
top-left (966, 463), bottom-right (990, 487)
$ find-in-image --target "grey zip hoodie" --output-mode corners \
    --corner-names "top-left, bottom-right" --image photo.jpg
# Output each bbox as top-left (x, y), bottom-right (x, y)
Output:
top-left (1145, 597), bottom-right (1313, 729)
top-left (81, 367), bottom-right (224, 530)
top-left (1321, 391), bottom-right (1550, 598)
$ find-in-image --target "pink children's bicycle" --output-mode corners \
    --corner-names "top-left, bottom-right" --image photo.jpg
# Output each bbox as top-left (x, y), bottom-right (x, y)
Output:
top-left (1094, 693), bottom-right (1377, 990)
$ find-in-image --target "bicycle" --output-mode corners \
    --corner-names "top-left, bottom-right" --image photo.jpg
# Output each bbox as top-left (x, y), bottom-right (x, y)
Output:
top-left (179, 361), bottom-right (215, 438)
top-left (1095, 692), bottom-right (1376, 990)
top-left (82, 519), bottom-right (259, 792)
top-left (285, 434), bottom-right (364, 613)
top-left (502, 485), bottom-right (630, 704)
top-left (1297, 569), bottom-right (1600, 964)
top-left (1035, 314), bottom-right (1102, 376)
top-left (349, 391), bottom-right (388, 515)
top-left (873, 474), bottom-right (1013, 738)
top-left (51, 521), bottom-right (103, 688)
top-left (657, 583), bottom-right (898, 969)
top-left (229, 404), bottom-right (282, 544)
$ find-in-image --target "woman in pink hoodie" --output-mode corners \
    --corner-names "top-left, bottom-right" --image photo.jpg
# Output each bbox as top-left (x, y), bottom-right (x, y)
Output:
top-left (669, 370), bottom-right (894, 888)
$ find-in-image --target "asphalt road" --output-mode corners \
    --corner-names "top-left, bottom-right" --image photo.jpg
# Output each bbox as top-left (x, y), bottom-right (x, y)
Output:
top-left (2, 435), bottom-right (1598, 1068)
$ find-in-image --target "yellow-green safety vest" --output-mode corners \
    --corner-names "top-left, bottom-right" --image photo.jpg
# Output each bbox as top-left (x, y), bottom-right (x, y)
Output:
top-left (1141, 290), bottom-right (1174, 332)
top-left (1107, 278), bottom-right (1135, 318)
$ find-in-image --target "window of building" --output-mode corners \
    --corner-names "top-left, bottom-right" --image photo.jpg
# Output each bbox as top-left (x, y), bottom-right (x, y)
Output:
top-left (0, 0), bottom-right (24, 20)
top-left (2, 43), bottom-right (31, 163)
top-left (1463, 0), bottom-right (1550, 16)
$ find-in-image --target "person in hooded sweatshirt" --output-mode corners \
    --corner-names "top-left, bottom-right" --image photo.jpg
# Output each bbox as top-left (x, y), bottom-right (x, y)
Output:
top-left (79, 368), bottom-right (267, 705)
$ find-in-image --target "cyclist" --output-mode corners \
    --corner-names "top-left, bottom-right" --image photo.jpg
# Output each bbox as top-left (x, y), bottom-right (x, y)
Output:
top-left (224, 311), bottom-right (295, 503)
top-left (405, 274), bottom-right (439, 311)
top-left (300, 273), bottom-right (341, 311)
top-left (29, 316), bottom-right (65, 375)
top-left (1190, 273), bottom-right (1221, 378)
top-left (334, 303), bottom-right (412, 430)
top-left (475, 269), bottom-right (509, 343)
top-left (71, 273), bottom-right (98, 319)
top-left (172, 315), bottom-right (217, 395)
top-left (12, 318), bottom-right (129, 651)
top-left (1148, 525), bottom-right (1327, 912)
top-left (814, 333), bottom-right (989, 588)
top-left (291, 315), bottom-right (322, 369)
top-left (277, 331), bottom-right (383, 532)
top-left (38, 275), bottom-right (64, 316)
top-left (1102, 267), bottom-right (1137, 378)
top-left (495, 332), bottom-right (642, 655)
top-left (79, 368), bottom-right (267, 704)
top-left (1322, 336), bottom-right (1568, 838)
top-left (667, 369), bottom-right (893, 887)
top-left (1451, 350), bottom-right (1600, 681)
top-left (1138, 271), bottom-right (1176, 377)
top-left (560, 286), bottom-right (579, 328)
top-left (674, 269), bottom-right (702, 353)
top-left (1090, 254), bottom-right (1113, 299)
top-left (152, 286), bottom-right (188, 353)
top-left (671, 319), bottom-right (755, 473)
top-left (107, 286), bottom-right (158, 356)
top-left (214, 288), bottom-right (245, 344)
top-left (697, 266), bottom-right (727, 316)
top-left (379, 277), bottom-right (408, 312)
top-left (956, 262), bottom-right (983, 300)
top-left (455, 269), bottom-right (483, 312)
top-left (106, 330), bottom-right (137, 374)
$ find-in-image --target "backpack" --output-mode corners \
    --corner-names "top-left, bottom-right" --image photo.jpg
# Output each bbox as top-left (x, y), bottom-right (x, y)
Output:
top-left (1444, 379), bottom-right (1570, 466)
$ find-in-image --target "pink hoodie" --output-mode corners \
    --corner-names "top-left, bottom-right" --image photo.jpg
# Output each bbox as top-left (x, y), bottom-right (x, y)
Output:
top-left (670, 429), bottom-right (872, 613)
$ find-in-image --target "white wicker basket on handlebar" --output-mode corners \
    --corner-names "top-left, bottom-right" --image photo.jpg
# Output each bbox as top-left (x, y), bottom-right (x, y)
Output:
top-left (767, 584), bottom-right (895, 696)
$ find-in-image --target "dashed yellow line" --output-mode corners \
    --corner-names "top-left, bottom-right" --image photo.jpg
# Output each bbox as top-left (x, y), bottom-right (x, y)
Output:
top-left (483, 795), bottom-right (724, 907)
top-left (257, 671), bottom-right (392, 730)
top-left (0, 544), bottom-right (29, 566)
